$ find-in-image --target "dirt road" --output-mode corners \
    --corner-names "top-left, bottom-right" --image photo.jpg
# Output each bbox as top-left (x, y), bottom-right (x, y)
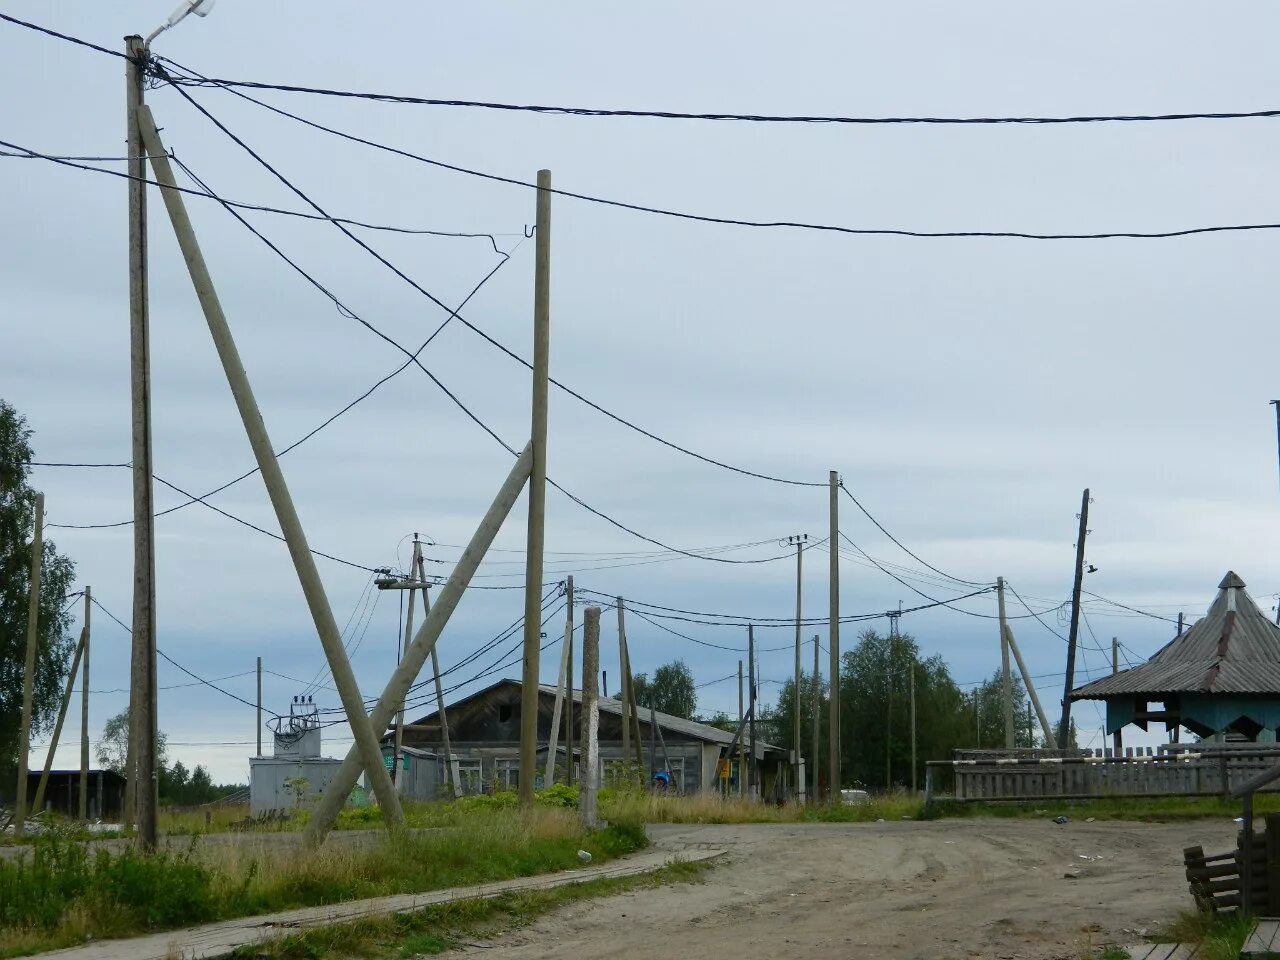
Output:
top-left (462, 818), bottom-right (1238, 960)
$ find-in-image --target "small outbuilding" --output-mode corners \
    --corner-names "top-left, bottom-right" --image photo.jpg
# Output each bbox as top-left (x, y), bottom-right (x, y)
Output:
top-left (1070, 571), bottom-right (1280, 742)
top-left (18, 769), bottom-right (125, 821)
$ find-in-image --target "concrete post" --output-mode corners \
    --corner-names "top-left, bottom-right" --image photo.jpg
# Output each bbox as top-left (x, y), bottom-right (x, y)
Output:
top-left (304, 445), bottom-right (533, 845)
top-left (14, 492), bottom-right (44, 835)
top-left (998, 577), bottom-right (1014, 748)
top-left (828, 471), bottom-right (841, 799)
top-left (137, 105), bottom-right (404, 830)
top-left (580, 607), bottom-right (601, 829)
top-left (79, 587), bottom-right (90, 819)
top-left (520, 169), bottom-right (552, 805)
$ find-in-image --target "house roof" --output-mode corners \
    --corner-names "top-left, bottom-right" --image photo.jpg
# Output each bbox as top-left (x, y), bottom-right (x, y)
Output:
top-left (403, 678), bottom-right (781, 752)
top-left (1070, 571), bottom-right (1280, 700)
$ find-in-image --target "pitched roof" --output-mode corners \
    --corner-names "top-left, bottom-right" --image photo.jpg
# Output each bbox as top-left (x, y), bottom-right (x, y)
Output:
top-left (1071, 571), bottom-right (1280, 699)
top-left (403, 678), bottom-right (781, 752)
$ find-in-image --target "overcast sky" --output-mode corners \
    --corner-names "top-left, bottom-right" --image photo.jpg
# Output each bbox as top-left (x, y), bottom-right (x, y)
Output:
top-left (6, 2), bottom-right (1280, 783)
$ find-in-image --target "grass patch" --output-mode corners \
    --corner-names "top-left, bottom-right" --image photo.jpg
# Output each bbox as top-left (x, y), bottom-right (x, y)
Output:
top-left (235, 858), bottom-right (712, 959)
top-left (0, 810), bottom-right (646, 957)
top-left (1158, 909), bottom-right (1253, 960)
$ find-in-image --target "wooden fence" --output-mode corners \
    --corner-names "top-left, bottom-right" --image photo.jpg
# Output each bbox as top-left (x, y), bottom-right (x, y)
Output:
top-left (927, 746), bottom-right (1280, 802)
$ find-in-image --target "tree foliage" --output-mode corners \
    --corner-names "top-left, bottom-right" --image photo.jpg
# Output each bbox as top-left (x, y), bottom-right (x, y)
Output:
top-left (631, 660), bottom-right (697, 719)
top-left (0, 401), bottom-right (76, 788)
top-left (97, 709), bottom-right (169, 775)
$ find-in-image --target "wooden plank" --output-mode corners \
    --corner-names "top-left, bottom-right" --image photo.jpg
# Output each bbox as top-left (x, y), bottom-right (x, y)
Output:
top-left (1242, 919), bottom-right (1280, 958)
top-left (38, 847), bottom-right (726, 960)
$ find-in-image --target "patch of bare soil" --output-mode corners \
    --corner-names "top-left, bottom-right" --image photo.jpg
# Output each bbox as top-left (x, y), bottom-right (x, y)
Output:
top-left (460, 818), bottom-right (1237, 959)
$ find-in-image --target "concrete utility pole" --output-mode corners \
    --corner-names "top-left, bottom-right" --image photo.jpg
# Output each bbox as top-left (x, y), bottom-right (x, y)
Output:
top-left (997, 577), bottom-right (1014, 749)
top-left (520, 169), bottom-right (552, 806)
top-left (126, 34), bottom-right (159, 852)
top-left (305, 445), bottom-right (534, 846)
top-left (1004, 624), bottom-right (1056, 748)
top-left (737, 659), bottom-right (745, 797)
top-left (787, 533), bottom-right (807, 798)
top-left (617, 598), bottom-right (631, 763)
top-left (14, 492), bottom-right (44, 835)
top-left (748, 626), bottom-right (757, 798)
top-left (828, 470), bottom-right (841, 799)
top-left (79, 586), bottom-right (90, 820)
top-left (622, 626), bottom-right (643, 767)
top-left (137, 108), bottom-right (404, 831)
top-left (1059, 488), bottom-right (1090, 749)
top-left (811, 635), bottom-right (820, 801)
top-left (33, 620), bottom-right (88, 814)
top-left (580, 607), bottom-right (600, 829)
top-left (394, 539), bottom-right (426, 788)
top-left (256, 656), bottom-right (263, 757)
top-left (910, 660), bottom-right (917, 793)
top-left (886, 630), bottom-right (894, 788)
top-left (1112, 637), bottom-right (1123, 755)
top-left (545, 602), bottom-right (573, 786)
top-left (414, 560), bottom-right (459, 797)
top-left (565, 576), bottom-right (574, 787)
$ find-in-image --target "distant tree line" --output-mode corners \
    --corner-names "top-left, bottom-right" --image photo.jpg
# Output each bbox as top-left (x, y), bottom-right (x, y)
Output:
top-left (98, 710), bottom-right (244, 806)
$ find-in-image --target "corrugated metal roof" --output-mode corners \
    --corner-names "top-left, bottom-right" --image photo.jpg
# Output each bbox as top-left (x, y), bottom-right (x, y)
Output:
top-left (1071, 571), bottom-right (1280, 699)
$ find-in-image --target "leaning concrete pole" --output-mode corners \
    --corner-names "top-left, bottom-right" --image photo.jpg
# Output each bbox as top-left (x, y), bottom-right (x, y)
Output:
top-left (13, 492), bottom-right (44, 835)
top-left (305, 445), bottom-right (534, 846)
top-left (580, 607), bottom-right (601, 829)
top-left (33, 625), bottom-right (88, 814)
top-left (545, 615), bottom-right (572, 785)
top-left (137, 106), bottom-right (404, 829)
top-left (520, 169), bottom-right (552, 805)
top-left (1004, 624), bottom-right (1057, 748)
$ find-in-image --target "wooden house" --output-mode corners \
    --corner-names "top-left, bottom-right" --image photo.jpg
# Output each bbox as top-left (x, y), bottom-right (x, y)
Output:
top-left (386, 678), bottom-right (788, 798)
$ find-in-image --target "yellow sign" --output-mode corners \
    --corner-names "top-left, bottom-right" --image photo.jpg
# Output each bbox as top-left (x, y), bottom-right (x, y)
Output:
top-left (717, 758), bottom-right (731, 780)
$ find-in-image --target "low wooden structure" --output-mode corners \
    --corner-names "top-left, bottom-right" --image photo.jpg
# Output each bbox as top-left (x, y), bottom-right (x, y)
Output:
top-left (927, 745), bottom-right (1280, 803)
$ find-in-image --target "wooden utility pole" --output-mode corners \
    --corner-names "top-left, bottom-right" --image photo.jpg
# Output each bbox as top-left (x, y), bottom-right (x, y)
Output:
top-left (1112, 637), bottom-right (1123, 755)
top-left (1178, 612), bottom-right (1185, 635)
top-left (256, 656), bottom-right (263, 757)
top-left (1004, 624), bottom-right (1056, 747)
top-left (520, 169), bottom-right (552, 806)
top-left (565, 576), bottom-right (574, 787)
top-left (138, 108), bottom-right (404, 831)
top-left (126, 34), bottom-right (159, 852)
top-left (649, 703), bottom-right (657, 778)
top-left (1059, 488), bottom-right (1090, 748)
top-left (33, 621), bottom-right (88, 814)
top-left (811, 635), bottom-right (820, 801)
top-left (748, 626), bottom-right (757, 798)
top-left (580, 607), bottom-right (600, 829)
top-left (909, 660), bottom-right (917, 793)
top-left (304, 444), bottom-right (534, 845)
top-left (737, 659), bottom-right (745, 797)
top-left (828, 470), bottom-right (841, 799)
top-left (787, 533), bottom-right (807, 798)
top-left (997, 577), bottom-right (1014, 749)
top-left (79, 586), bottom-right (90, 820)
top-left (14, 492), bottom-right (45, 835)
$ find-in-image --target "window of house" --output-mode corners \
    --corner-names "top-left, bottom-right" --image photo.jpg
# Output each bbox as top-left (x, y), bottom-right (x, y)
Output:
top-left (498, 704), bottom-right (513, 723)
top-left (495, 758), bottom-right (520, 791)
top-left (455, 760), bottom-right (482, 796)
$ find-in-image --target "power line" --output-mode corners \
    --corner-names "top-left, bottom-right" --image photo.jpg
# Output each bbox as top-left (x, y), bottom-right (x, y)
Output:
top-left (831, 534), bottom-right (998, 617)
top-left (837, 482), bottom-right (985, 587)
top-left (0, 138), bottom-right (518, 249)
top-left (157, 65), bottom-right (1280, 243)
top-left (88, 595), bottom-right (274, 715)
top-left (160, 86), bottom-right (810, 562)
top-left (160, 72), bottom-right (1280, 127)
top-left (0, 12), bottom-right (128, 60)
